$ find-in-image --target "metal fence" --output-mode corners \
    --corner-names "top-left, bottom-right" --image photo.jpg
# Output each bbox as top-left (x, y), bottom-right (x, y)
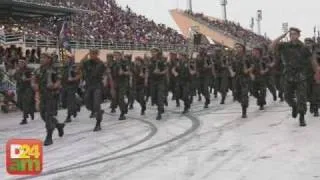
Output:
top-left (0, 33), bottom-right (193, 52)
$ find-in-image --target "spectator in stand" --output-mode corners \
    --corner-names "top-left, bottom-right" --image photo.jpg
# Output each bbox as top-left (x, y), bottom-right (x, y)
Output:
top-left (2, 0), bottom-right (186, 46)
top-left (185, 10), bottom-right (270, 46)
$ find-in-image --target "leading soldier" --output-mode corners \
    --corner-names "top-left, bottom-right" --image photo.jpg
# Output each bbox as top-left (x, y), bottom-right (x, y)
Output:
top-left (271, 27), bottom-right (312, 126)
top-left (81, 49), bottom-right (105, 131)
top-left (35, 53), bottom-right (65, 146)
top-left (149, 47), bottom-right (168, 120)
top-left (61, 54), bottom-right (81, 123)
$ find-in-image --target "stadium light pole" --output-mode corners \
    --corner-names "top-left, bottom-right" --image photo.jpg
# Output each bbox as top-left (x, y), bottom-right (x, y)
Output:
top-left (256, 10), bottom-right (262, 35)
top-left (188, 0), bottom-right (193, 12)
top-left (220, 0), bottom-right (228, 21)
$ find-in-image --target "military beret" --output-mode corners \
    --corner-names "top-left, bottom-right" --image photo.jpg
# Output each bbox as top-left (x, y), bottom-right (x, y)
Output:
top-left (304, 38), bottom-right (314, 43)
top-left (289, 27), bottom-right (301, 33)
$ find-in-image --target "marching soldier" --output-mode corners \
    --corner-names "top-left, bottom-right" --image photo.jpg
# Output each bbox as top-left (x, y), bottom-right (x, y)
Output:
top-left (61, 54), bottom-right (81, 123)
top-left (149, 47), bottom-right (168, 120)
top-left (81, 49), bottom-right (105, 131)
top-left (35, 53), bottom-right (65, 146)
top-left (133, 56), bottom-right (148, 115)
top-left (213, 48), bottom-right (230, 104)
top-left (251, 47), bottom-right (268, 110)
top-left (114, 52), bottom-right (132, 120)
top-left (196, 48), bottom-right (212, 108)
top-left (172, 53), bottom-right (196, 113)
top-left (311, 43), bottom-right (320, 117)
top-left (14, 59), bottom-right (35, 125)
top-left (229, 43), bottom-right (253, 118)
top-left (271, 27), bottom-right (312, 126)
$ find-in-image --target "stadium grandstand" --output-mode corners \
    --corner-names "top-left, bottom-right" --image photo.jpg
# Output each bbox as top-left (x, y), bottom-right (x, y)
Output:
top-left (170, 9), bottom-right (271, 49)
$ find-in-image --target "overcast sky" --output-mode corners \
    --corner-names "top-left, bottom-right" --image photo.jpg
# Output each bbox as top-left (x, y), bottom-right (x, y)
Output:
top-left (116, 0), bottom-right (319, 39)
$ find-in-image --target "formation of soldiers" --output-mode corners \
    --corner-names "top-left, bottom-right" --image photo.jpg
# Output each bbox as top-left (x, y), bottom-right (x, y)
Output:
top-left (12, 27), bottom-right (320, 146)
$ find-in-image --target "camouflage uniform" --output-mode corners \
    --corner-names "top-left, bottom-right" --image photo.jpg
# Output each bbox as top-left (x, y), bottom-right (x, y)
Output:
top-left (61, 61), bottom-right (81, 123)
top-left (231, 53), bottom-right (252, 118)
top-left (82, 58), bottom-right (105, 131)
top-left (214, 51), bottom-right (230, 104)
top-left (133, 58), bottom-right (148, 115)
top-left (251, 56), bottom-right (267, 109)
top-left (196, 54), bottom-right (211, 108)
top-left (14, 64), bottom-right (35, 124)
top-left (149, 56), bottom-right (167, 120)
top-left (36, 64), bottom-right (64, 146)
top-left (276, 41), bottom-right (312, 125)
top-left (116, 58), bottom-right (131, 120)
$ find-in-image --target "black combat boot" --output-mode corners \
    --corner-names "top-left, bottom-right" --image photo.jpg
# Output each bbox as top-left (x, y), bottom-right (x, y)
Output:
top-left (90, 111), bottom-right (96, 118)
top-left (204, 99), bottom-right (210, 108)
top-left (279, 92), bottom-right (284, 102)
top-left (56, 123), bottom-right (65, 137)
top-left (111, 108), bottom-right (116, 113)
top-left (73, 112), bottom-right (77, 118)
top-left (292, 105), bottom-right (298, 118)
top-left (198, 95), bottom-right (202, 101)
top-left (314, 105), bottom-right (319, 117)
top-left (20, 119), bottom-right (27, 125)
top-left (30, 112), bottom-right (34, 120)
top-left (94, 110), bottom-right (102, 131)
top-left (242, 106), bottom-right (247, 118)
top-left (259, 105), bottom-right (264, 110)
top-left (220, 95), bottom-right (226, 104)
top-left (156, 112), bottom-right (162, 120)
top-left (119, 113), bottom-right (126, 120)
top-left (310, 104), bottom-right (314, 114)
top-left (164, 98), bottom-right (168, 106)
top-left (299, 113), bottom-right (306, 127)
top-left (176, 99), bottom-right (180, 107)
top-left (141, 105), bottom-right (146, 115)
top-left (129, 104), bottom-right (134, 110)
top-left (182, 107), bottom-right (189, 114)
top-left (44, 129), bottom-right (54, 146)
top-left (65, 115), bottom-right (72, 123)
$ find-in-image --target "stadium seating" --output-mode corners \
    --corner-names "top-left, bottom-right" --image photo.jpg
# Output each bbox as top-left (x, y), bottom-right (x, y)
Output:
top-left (2, 0), bottom-right (186, 45)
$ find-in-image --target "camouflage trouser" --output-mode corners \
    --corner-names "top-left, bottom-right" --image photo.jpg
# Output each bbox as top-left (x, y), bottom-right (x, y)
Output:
top-left (214, 75), bottom-right (229, 100)
top-left (306, 77), bottom-right (314, 103)
top-left (62, 87), bottom-right (79, 117)
top-left (135, 85), bottom-right (146, 110)
top-left (21, 88), bottom-right (35, 119)
top-left (233, 77), bottom-right (249, 108)
top-left (265, 76), bottom-right (277, 99)
top-left (150, 80), bottom-right (166, 113)
top-left (311, 82), bottom-right (320, 108)
top-left (198, 76), bottom-right (210, 104)
top-left (40, 91), bottom-right (59, 131)
top-left (128, 83), bottom-right (135, 107)
top-left (175, 81), bottom-right (191, 109)
top-left (252, 78), bottom-right (267, 106)
top-left (274, 73), bottom-right (284, 97)
top-left (84, 85), bottom-right (103, 121)
top-left (117, 83), bottom-right (129, 114)
top-left (284, 80), bottom-right (307, 114)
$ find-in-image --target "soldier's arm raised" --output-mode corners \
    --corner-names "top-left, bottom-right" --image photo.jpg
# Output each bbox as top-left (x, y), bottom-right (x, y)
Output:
top-left (270, 32), bottom-right (288, 50)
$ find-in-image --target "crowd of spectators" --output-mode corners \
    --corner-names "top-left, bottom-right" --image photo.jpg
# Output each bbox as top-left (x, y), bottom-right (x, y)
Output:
top-left (2, 0), bottom-right (186, 45)
top-left (184, 10), bottom-right (271, 45)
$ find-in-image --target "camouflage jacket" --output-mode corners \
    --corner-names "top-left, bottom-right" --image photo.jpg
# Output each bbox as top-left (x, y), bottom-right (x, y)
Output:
top-left (277, 41), bottom-right (312, 81)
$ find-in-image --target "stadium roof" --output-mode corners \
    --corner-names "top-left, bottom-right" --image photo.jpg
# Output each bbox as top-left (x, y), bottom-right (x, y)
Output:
top-left (0, 0), bottom-right (91, 19)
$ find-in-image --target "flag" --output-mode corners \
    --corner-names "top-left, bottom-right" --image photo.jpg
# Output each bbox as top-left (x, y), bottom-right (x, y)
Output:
top-left (59, 21), bottom-right (71, 53)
